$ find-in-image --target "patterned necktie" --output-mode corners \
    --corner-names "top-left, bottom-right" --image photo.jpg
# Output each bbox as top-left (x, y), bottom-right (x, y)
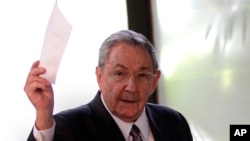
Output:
top-left (130, 124), bottom-right (143, 141)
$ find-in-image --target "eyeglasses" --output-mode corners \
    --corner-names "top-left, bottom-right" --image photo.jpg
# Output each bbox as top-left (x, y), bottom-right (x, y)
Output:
top-left (109, 70), bottom-right (156, 85)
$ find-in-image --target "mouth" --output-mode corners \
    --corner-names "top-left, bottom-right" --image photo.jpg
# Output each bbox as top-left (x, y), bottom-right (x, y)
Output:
top-left (120, 97), bottom-right (138, 104)
top-left (120, 94), bottom-right (138, 103)
top-left (122, 99), bottom-right (136, 103)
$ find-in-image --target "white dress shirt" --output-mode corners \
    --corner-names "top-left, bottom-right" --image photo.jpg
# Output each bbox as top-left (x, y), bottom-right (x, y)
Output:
top-left (101, 95), bottom-right (154, 141)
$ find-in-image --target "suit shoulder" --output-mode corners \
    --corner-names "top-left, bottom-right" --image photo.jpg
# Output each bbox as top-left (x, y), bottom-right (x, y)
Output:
top-left (54, 104), bottom-right (93, 122)
top-left (146, 103), bottom-right (180, 114)
top-left (146, 103), bottom-right (188, 123)
top-left (146, 103), bottom-right (193, 140)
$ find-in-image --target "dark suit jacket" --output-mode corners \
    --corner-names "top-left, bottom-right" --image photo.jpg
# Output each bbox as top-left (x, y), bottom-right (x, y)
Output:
top-left (28, 91), bottom-right (193, 141)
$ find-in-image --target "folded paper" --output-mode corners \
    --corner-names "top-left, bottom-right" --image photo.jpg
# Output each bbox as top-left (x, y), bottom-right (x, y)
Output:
top-left (39, 2), bottom-right (72, 84)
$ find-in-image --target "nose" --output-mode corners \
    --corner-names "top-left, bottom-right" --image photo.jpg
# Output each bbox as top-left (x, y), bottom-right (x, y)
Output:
top-left (125, 75), bottom-right (138, 93)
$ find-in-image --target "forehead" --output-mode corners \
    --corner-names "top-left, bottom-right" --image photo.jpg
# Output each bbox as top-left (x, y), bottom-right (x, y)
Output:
top-left (106, 43), bottom-right (154, 71)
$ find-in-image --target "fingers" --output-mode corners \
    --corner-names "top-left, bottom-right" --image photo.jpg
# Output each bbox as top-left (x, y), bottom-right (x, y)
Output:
top-left (25, 77), bottom-right (50, 93)
top-left (29, 61), bottom-right (45, 76)
top-left (24, 61), bottom-right (54, 119)
top-left (24, 61), bottom-right (51, 95)
top-left (31, 60), bottom-right (40, 70)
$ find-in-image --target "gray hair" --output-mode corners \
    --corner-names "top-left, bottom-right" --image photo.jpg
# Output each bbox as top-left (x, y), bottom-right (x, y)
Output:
top-left (98, 30), bottom-right (158, 71)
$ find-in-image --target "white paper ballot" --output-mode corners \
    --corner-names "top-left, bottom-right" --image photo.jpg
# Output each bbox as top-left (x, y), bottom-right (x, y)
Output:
top-left (39, 2), bottom-right (72, 84)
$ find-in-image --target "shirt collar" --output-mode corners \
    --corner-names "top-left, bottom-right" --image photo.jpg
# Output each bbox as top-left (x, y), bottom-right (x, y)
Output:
top-left (100, 94), bottom-right (149, 140)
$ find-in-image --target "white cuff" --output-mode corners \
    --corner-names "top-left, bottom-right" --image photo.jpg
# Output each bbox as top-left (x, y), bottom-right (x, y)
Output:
top-left (33, 120), bottom-right (55, 141)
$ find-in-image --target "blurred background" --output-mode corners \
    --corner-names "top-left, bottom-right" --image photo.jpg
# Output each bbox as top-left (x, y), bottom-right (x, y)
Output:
top-left (0, 0), bottom-right (249, 140)
top-left (153, 0), bottom-right (250, 140)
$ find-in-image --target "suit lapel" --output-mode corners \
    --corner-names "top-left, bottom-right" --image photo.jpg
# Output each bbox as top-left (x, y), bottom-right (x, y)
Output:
top-left (88, 91), bottom-right (125, 141)
top-left (88, 91), bottom-right (178, 141)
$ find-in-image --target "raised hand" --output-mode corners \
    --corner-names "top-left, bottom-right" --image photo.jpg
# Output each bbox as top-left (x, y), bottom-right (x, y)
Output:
top-left (24, 60), bottom-right (54, 130)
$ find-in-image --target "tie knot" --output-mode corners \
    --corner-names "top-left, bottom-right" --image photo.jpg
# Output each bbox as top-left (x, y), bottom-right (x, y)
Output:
top-left (130, 124), bottom-right (143, 141)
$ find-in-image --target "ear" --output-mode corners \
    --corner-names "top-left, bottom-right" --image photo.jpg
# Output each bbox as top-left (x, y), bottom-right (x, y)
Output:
top-left (151, 70), bottom-right (161, 93)
top-left (95, 66), bottom-right (103, 91)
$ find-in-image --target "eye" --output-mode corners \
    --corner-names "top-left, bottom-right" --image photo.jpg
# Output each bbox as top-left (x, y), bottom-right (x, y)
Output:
top-left (111, 70), bottom-right (128, 81)
top-left (137, 72), bottom-right (149, 79)
top-left (114, 71), bottom-right (125, 76)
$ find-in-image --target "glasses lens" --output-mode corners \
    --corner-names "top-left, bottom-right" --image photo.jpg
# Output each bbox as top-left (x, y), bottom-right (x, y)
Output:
top-left (110, 70), bottom-right (155, 85)
top-left (136, 72), bottom-right (155, 84)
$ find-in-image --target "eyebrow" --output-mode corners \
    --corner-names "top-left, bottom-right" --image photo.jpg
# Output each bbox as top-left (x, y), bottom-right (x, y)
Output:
top-left (112, 63), bottom-right (152, 72)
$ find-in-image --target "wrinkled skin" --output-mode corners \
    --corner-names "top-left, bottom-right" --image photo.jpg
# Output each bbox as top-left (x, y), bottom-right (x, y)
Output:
top-left (96, 43), bottom-right (161, 122)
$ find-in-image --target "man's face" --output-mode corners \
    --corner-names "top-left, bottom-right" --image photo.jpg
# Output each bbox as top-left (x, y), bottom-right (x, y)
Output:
top-left (96, 43), bottom-right (161, 122)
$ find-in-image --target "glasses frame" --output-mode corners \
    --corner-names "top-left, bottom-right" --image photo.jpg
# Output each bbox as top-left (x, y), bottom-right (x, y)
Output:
top-left (108, 69), bottom-right (156, 85)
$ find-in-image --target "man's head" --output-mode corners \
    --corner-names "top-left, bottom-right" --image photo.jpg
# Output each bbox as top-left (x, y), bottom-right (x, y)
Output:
top-left (96, 30), bottom-right (161, 122)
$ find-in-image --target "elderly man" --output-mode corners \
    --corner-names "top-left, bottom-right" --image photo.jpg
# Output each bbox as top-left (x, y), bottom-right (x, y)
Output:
top-left (24, 30), bottom-right (193, 141)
